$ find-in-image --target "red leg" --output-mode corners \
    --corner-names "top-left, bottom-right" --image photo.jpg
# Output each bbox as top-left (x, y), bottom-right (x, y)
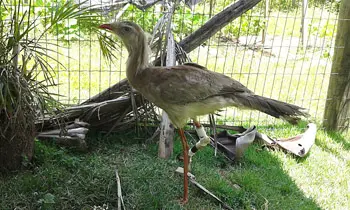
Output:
top-left (178, 128), bottom-right (189, 204)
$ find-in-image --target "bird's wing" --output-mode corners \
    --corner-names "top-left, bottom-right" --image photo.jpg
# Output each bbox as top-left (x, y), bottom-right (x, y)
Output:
top-left (137, 63), bottom-right (253, 105)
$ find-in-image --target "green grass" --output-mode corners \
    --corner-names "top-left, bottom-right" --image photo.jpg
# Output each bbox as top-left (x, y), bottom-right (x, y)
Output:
top-left (1, 124), bottom-right (349, 209)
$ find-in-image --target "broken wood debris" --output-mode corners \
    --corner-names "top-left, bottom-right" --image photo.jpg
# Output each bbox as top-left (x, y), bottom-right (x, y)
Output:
top-left (115, 169), bottom-right (125, 210)
top-left (36, 120), bottom-right (90, 151)
top-left (35, 79), bottom-right (158, 136)
top-left (175, 167), bottom-right (234, 210)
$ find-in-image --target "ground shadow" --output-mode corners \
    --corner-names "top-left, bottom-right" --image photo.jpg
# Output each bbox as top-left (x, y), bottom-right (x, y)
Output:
top-left (86, 127), bottom-right (324, 209)
top-left (189, 141), bottom-right (322, 210)
top-left (0, 128), bottom-right (331, 209)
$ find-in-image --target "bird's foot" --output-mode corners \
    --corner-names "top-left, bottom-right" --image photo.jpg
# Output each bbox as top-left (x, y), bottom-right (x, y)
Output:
top-left (179, 197), bottom-right (189, 205)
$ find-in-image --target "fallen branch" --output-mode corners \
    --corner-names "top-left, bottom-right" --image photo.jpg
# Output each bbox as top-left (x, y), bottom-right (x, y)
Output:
top-left (180, 0), bottom-right (262, 53)
top-left (38, 127), bottom-right (89, 136)
top-left (36, 120), bottom-right (90, 151)
top-left (115, 169), bottom-right (125, 210)
top-left (36, 90), bottom-right (146, 132)
top-left (154, 0), bottom-right (263, 65)
top-left (175, 167), bottom-right (233, 210)
top-left (81, 79), bottom-right (129, 104)
top-left (37, 134), bottom-right (85, 140)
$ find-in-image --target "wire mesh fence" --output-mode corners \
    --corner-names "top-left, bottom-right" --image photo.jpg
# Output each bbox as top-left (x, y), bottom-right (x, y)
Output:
top-left (179, 0), bottom-right (340, 127)
top-left (3, 0), bottom-right (347, 130)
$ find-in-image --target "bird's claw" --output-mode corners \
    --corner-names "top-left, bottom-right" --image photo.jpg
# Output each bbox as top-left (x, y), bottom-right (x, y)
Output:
top-left (179, 197), bottom-right (189, 205)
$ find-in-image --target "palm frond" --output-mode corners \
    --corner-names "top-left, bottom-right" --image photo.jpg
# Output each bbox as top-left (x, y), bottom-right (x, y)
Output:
top-left (98, 31), bottom-right (120, 62)
top-left (0, 0), bottom-right (123, 133)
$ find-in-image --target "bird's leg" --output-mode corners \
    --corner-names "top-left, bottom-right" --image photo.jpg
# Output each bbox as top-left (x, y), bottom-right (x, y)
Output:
top-left (178, 128), bottom-right (189, 204)
top-left (188, 121), bottom-right (211, 162)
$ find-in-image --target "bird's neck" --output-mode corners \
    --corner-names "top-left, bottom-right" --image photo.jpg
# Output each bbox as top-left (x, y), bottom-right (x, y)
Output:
top-left (126, 33), bottom-right (150, 85)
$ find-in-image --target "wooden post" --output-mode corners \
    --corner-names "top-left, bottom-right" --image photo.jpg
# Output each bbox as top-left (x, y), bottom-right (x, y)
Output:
top-left (301, 0), bottom-right (308, 50)
top-left (159, 9), bottom-right (175, 159)
top-left (323, 0), bottom-right (350, 132)
top-left (262, 0), bottom-right (269, 44)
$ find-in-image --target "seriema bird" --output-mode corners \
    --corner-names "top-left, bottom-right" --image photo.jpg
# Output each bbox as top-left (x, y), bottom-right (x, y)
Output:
top-left (99, 21), bottom-right (309, 204)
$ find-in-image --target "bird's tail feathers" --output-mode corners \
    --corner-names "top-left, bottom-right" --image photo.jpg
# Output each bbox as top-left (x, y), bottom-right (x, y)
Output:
top-left (236, 94), bottom-right (310, 124)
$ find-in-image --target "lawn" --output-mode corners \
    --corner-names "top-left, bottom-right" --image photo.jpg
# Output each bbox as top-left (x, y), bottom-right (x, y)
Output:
top-left (2, 4), bottom-right (348, 210)
top-left (1, 124), bottom-right (349, 209)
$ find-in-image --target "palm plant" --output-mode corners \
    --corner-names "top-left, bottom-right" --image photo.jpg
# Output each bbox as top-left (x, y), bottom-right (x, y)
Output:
top-left (0, 0), bottom-right (117, 171)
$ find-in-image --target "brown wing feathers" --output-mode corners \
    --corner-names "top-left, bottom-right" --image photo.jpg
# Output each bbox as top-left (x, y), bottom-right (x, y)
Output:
top-left (140, 62), bottom-right (309, 124)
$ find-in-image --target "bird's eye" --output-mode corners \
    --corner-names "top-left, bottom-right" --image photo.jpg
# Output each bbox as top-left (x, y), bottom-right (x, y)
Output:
top-left (123, 27), bottom-right (131, 32)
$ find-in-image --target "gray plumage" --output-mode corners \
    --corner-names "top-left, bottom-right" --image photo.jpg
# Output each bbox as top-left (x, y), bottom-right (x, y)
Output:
top-left (100, 21), bottom-right (309, 128)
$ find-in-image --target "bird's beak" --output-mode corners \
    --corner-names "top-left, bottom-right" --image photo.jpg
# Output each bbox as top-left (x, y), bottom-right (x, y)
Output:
top-left (99, 24), bottom-right (113, 31)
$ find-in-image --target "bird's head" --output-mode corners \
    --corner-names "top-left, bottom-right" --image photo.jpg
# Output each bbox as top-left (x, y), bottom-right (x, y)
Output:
top-left (99, 21), bottom-right (145, 52)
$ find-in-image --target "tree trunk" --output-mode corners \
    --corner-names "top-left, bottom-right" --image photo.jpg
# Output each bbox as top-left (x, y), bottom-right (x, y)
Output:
top-left (179, 0), bottom-right (262, 53)
top-left (323, 0), bottom-right (350, 132)
top-left (0, 31), bottom-right (36, 172)
top-left (0, 109), bottom-right (36, 172)
top-left (158, 9), bottom-right (175, 159)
